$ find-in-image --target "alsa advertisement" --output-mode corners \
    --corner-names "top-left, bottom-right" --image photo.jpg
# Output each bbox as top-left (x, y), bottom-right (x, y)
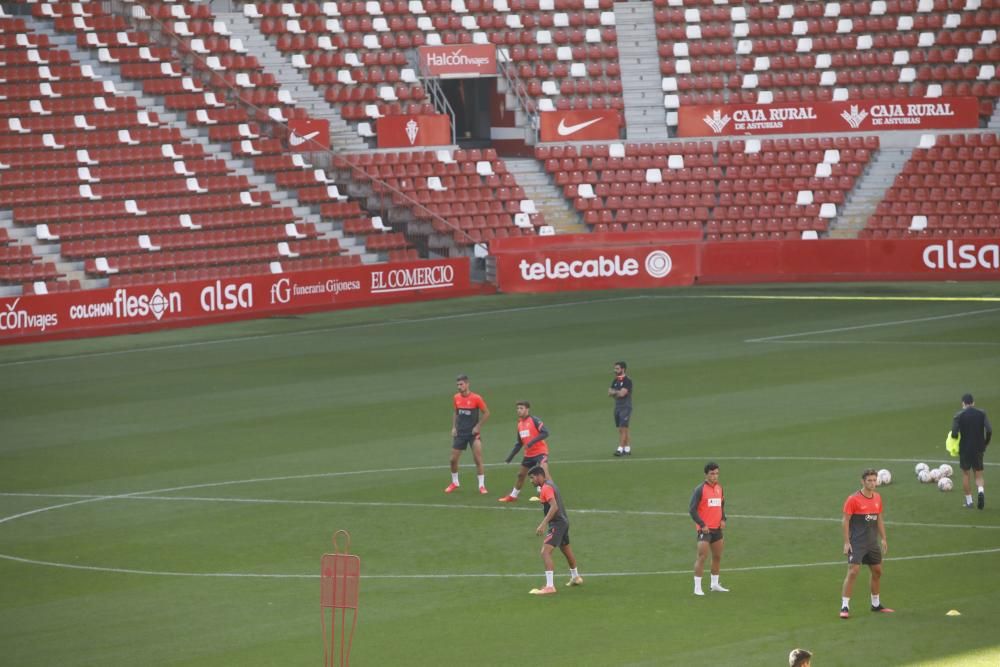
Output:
top-left (287, 118), bottom-right (331, 151)
top-left (677, 96), bottom-right (979, 137)
top-left (418, 44), bottom-right (496, 78)
top-left (0, 259), bottom-right (470, 343)
top-left (496, 245), bottom-right (698, 292)
top-left (539, 109), bottom-right (621, 143)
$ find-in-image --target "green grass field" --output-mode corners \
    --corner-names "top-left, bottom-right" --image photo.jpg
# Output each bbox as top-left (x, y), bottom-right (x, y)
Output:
top-left (1, 283), bottom-right (999, 667)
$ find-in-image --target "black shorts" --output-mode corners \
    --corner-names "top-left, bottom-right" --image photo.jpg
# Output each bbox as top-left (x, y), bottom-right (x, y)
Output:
top-left (543, 521), bottom-right (570, 548)
top-left (614, 406), bottom-right (632, 428)
top-left (959, 446), bottom-right (985, 472)
top-left (848, 544), bottom-right (882, 566)
top-left (697, 528), bottom-right (723, 544)
top-left (521, 453), bottom-right (548, 469)
top-left (452, 433), bottom-right (481, 450)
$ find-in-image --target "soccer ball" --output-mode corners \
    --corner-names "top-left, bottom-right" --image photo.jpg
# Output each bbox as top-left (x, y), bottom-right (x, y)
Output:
top-left (877, 469), bottom-right (892, 486)
top-left (915, 462), bottom-right (930, 475)
top-left (938, 464), bottom-right (953, 478)
top-left (917, 470), bottom-right (933, 483)
top-left (938, 477), bottom-right (954, 492)
top-left (929, 468), bottom-right (942, 482)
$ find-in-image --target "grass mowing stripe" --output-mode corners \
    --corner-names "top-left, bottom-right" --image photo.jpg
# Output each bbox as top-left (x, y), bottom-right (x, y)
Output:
top-left (745, 306), bottom-right (1000, 343)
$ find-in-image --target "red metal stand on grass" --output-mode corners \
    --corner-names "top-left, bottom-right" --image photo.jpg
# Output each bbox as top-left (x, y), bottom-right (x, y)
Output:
top-left (321, 530), bottom-right (360, 667)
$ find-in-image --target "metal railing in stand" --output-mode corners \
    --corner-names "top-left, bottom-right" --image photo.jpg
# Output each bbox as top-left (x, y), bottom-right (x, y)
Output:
top-left (420, 76), bottom-right (457, 146)
top-left (495, 50), bottom-right (538, 145)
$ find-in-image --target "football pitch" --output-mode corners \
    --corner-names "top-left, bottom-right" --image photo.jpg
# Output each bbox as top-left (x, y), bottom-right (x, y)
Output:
top-left (1, 282), bottom-right (999, 667)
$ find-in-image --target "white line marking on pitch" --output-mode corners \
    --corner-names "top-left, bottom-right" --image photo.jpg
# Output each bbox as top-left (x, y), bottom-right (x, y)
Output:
top-left (0, 295), bottom-right (643, 368)
top-left (7, 292), bottom-right (996, 367)
top-left (745, 307), bottom-right (1000, 343)
top-left (1, 547), bottom-right (998, 580)
top-left (0, 454), bottom-right (994, 528)
top-left (3, 492), bottom-right (998, 532)
top-left (1, 455), bottom-right (997, 579)
top-left (745, 339), bottom-right (1000, 347)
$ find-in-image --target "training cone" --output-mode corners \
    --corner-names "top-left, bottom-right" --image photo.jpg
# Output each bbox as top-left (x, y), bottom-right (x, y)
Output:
top-left (946, 610), bottom-right (962, 616)
top-left (529, 496), bottom-right (540, 502)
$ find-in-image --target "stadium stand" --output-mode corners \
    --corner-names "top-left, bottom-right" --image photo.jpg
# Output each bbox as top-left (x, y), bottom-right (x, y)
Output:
top-left (539, 135), bottom-right (878, 239)
top-left (0, 15), bottom-right (365, 289)
top-left (657, 0), bottom-right (999, 128)
top-left (2, 0), bottom-right (999, 299)
top-left (337, 147), bottom-right (546, 246)
top-left (863, 131), bottom-right (1000, 237)
top-left (239, 0), bottom-right (624, 128)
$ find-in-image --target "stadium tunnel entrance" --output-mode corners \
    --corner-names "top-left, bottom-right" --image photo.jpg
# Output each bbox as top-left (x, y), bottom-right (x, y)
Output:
top-left (440, 78), bottom-right (493, 148)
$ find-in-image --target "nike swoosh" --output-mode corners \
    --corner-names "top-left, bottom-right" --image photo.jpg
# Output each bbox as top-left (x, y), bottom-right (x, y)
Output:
top-left (289, 130), bottom-right (320, 146)
top-left (556, 117), bottom-right (603, 136)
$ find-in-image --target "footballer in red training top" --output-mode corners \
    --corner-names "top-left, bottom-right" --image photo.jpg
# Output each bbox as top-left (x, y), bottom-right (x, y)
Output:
top-left (445, 374), bottom-right (489, 494)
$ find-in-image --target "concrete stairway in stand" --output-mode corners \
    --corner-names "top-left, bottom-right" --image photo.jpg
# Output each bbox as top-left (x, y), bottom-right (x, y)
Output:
top-left (614, 1), bottom-right (669, 142)
top-left (504, 158), bottom-right (586, 234)
top-left (216, 12), bottom-right (368, 151)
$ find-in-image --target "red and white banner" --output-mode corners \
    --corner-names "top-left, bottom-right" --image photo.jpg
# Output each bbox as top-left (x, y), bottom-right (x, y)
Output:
top-left (418, 44), bottom-right (496, 78)
top-left (539, 109), bottom-right (621, 143)
top-left (699, 238), bottom-right (1000, 283)
top-left (493, 236), bottom-right (1000, 293)
top-left (287, 118), bottom-right (330, 151)
top-left (677, 97), bottom-right (979, 137)
top-left (0, 259), bottom-right (471, 343)
top-left (495, 245), bottom-right (698, 293)
top-left (376, 114), bottom-right (451, 148)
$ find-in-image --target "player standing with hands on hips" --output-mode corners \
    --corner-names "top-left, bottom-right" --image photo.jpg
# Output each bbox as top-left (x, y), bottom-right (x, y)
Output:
top-left (609, 361), bottom-right (633, 457)
top-left (498, 401), bottom-right (550, 503)
top-left (445, 374), bottom-right (489, 494)
top-left (951, 393), bottom-right (992, 509)
top-left (690, 462), bottom-right (728, 596)
top-left (840, 468), bottom-right (893, 619)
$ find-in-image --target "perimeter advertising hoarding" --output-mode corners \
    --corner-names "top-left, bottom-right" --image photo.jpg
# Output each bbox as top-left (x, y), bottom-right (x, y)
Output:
top-left (495, 245), bottom-right (699, 293)
top-left (677, 97), bottom-right (979, 137)
top-left (699, 238), bottom-right (1000, 283)
top-left (0, 259), bottom-right (470, 343)
top-left (494, 237), bottom-right (1000, 292)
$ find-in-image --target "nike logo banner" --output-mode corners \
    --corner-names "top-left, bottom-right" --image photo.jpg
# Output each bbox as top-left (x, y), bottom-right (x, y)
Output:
top-left (539, 110), bottom-right (620, 142)
top-left (288, 118), bottom-right (330, 151)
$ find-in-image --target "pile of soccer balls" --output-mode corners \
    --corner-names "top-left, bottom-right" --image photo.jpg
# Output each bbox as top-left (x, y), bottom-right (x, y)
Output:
top-left (915, 462), bottom-right (954, 491)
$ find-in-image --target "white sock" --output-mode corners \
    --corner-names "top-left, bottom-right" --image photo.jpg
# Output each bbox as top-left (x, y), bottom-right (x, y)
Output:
top-left (510, 488), bottom-right (520, 498)
top-left (842, 597), bottom-right (850, 609)
top-left (451, 472), bottom-right (459, 485)
top-left (545, 571), bottom-right (554, 588)
top-left (871, 594), bottom-right (880, 607)
top-left (570, 568), bottom-right (579, 578)
top-left (694, 576), bottom-right (703, 592)
top-left (966, 494), bottom-right (974, 504)
top-left (711, 574), bottom-right (720, 587)
top-left (477, 474), bottom-right (485, 488)
top-left (978, 486), bottom-right (985, 494)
